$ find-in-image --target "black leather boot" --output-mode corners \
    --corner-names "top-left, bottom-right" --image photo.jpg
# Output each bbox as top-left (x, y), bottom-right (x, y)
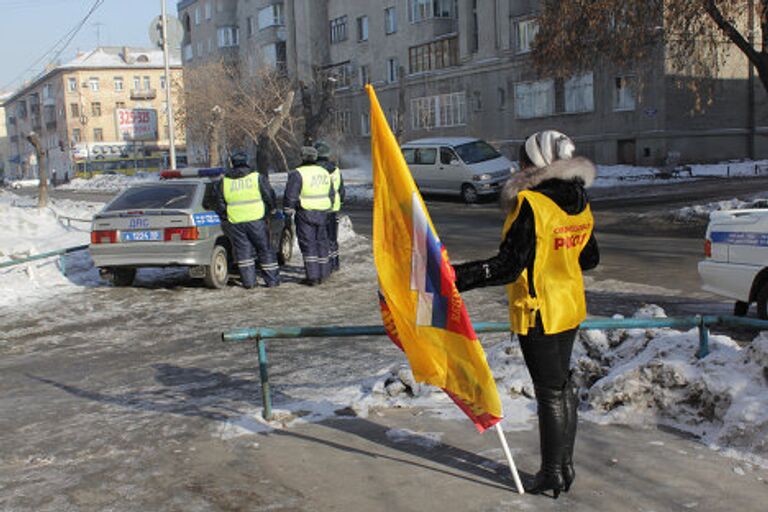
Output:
top-left (562, 374), bottom-right (578, 492)
top-left (526, 385), bottom-right (566, 498)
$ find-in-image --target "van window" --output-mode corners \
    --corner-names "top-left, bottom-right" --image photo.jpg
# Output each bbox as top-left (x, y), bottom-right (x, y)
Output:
top-left (415, 148), bottom-right (436, 165)
top-left (454, 140), bottom-right (501, 164)
top-left (402, 148), bottom-right (415, 164)
top-left (440, 147), bottom-right (458, 165)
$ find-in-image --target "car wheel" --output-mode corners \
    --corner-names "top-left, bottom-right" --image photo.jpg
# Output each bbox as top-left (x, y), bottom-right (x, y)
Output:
top-left (461, 184), bottom-right (478, 204)
top-left (756, 282), bottom-right (768, 320)
top-left (111, 268), bottom-right (136, 287)
top-left (733, 301), bottom-right (749, 317)
top-left (204, 245), bottom-right (229, 289)
top-left (277, 227), bottom-right (293, 266)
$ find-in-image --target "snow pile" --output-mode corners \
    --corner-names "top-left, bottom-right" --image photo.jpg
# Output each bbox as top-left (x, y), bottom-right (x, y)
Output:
top-left (59, 172), bottom-right (159, 192)
top-left (577, 306), bottom-right (768, 466)
top-left (673, 196), bottom-right (768, 222)
top-left (0, 191), bottom-right (101, 307)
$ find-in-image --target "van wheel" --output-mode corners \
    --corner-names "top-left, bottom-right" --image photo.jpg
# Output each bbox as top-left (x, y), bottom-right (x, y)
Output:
top-left (461, 184), bottom-right (478, 204)
top-left (111, 268), bottom-right (136, 287)
top-left (277, 227), bottom-right (294, 266)
top-left (734, 301), bottom-right (749, 317)
top-left (204, 245), bottom-right (229, 289)
top-left (756, 282), bottom-right (768, 320)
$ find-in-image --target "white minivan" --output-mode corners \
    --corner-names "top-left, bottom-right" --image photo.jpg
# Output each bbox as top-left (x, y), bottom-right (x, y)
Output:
top-left (400, 137), bottom-right (514, 203)
top-left (698, 206), bottom-right (768, 318)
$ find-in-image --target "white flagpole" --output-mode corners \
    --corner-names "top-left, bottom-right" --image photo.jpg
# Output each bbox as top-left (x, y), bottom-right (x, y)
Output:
top-left (494, 423), bottom-right (525, 494)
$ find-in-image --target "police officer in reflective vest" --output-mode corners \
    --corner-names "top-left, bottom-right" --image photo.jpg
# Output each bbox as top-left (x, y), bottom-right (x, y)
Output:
top-left (213, 152), bottom-right (280, 288)
top-left (453, 131), bottom-right (599, 498)
top-left (314, 140), bottom-right (345, 273)
top-left (283, 146), bottom-right (335, 286)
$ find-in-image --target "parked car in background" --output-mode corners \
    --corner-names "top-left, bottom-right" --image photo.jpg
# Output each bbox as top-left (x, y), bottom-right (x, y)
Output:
top-left (89, 170), bottom-right (293, 288)
top-left (400, 137), bottom-right (514, 203)
top-left (698, 206), bottom-right (768, 318)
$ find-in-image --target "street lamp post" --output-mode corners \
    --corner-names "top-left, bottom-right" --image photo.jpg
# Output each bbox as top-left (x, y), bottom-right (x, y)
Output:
top-left (161, 0), bottom-right (177, 169)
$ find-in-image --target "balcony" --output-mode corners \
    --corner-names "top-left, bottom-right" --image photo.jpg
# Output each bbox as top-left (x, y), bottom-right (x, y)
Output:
top-left (130, 88), bottom-right (157, 100)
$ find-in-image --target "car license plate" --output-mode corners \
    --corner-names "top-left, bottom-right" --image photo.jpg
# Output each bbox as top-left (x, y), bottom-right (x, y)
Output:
top-left (122, 230), bottom-right (162, 242)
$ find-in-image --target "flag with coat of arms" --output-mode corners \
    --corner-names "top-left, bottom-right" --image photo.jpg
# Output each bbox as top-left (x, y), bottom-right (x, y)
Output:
top-left (367, 84), bottom-right (503, 433)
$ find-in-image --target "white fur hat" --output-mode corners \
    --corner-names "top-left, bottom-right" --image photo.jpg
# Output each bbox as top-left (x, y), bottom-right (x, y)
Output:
top-left (524, 130), bottom-right (576, 168)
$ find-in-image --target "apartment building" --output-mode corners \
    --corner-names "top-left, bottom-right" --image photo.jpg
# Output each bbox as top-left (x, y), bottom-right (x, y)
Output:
top-left (2, 47), bottom-right (184, 179)
top-left (178, 0), bottom-right (767, 165)
top-left (0, 92), bottom-right (10, 179)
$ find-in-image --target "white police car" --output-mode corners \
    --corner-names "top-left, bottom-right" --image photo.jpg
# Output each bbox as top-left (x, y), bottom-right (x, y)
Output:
top-left (90, 168), bottom-right (293, 288)
top-left (698, 206), bottom-right (768, 318)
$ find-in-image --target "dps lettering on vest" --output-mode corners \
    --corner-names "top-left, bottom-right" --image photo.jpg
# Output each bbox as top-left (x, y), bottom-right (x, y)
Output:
top-left (297, 165), bottom-right (332, 211)
top-left (223, 175), bottom-right (265, 223)
top-left (503, 190), bottom-right (593, 335)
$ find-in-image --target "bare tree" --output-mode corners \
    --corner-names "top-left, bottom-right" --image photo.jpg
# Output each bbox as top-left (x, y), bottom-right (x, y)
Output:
top-left (299, 66), bottom-right (337, 146)
top-left (533, 1), bottom-right (768, 95)
top-left (25, 132), bottom-right (48, 208)
top-left (176, 60), bottom-right (297, 169)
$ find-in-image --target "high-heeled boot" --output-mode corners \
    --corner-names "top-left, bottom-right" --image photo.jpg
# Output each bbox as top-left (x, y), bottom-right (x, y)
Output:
top-left (562, 375), bottom-right (578, 492)
top-left (526, 385), bottom-right (566, 499)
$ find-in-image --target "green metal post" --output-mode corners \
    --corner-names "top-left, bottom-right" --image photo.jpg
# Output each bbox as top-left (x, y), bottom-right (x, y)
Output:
top-left (257, 338), bottom-right (272, 421)
top-left (697, 316), bottom-right (710, 359)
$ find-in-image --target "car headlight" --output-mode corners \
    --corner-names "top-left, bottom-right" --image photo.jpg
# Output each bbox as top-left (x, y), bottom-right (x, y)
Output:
top-left (473, 174), bottom-right (493, 182)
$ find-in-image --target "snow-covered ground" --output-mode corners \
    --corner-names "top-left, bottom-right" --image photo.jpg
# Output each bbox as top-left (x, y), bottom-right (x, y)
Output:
top-left (2, 189), bottom-right (766, 470)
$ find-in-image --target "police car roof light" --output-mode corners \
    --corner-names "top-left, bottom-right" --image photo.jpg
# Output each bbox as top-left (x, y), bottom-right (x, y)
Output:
top-left (159, 167), bottom-right (225, 180)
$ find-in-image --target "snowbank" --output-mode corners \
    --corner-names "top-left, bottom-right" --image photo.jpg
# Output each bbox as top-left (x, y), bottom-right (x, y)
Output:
top-left (58, 172), bottom-right (160, 192)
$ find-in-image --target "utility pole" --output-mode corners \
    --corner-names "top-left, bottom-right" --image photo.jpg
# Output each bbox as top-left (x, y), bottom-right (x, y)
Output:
top-left (747, 0), bottom-right (756, 160)
top-left (161, 0), bottom-right (177, 169)
top-left (26, 132), bottom-right (48, 208)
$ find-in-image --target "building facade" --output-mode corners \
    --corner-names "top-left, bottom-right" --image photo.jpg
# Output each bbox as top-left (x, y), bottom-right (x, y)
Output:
top-left (177, 0), bottom-right (767, 165)
top-left (2, 47), bottom-right (184, 179)
top-left (0, 93), bottom-right (10, 180)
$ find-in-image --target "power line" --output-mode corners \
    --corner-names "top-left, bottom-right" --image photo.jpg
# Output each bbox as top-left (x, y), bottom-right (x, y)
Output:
top-left (2, 0), bottom-right (105, 92)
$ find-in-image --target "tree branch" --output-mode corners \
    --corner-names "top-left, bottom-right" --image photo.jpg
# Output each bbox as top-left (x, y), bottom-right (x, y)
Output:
top-left (703, 0), bottom-right (761, 65)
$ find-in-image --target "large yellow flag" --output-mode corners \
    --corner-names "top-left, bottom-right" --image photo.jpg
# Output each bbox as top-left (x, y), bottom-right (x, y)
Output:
top-left (368, 85), bottom-right (502, 432)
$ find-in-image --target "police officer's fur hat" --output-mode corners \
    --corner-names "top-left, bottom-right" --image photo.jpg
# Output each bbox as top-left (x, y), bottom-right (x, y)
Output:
top-left (314, 140), bottom-right (331, 158)
top-left (301, 146), bottom-right (318, 162)
top-left (230, 151), bottom-right (249, 168)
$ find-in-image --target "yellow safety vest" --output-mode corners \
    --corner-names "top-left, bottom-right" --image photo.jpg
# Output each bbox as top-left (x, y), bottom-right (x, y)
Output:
top-left (330, 167), bottom-right (342, 212)
top-left (504, 190), bottom-right (593, 335)
top-left (223, 174), bottom-right (265, 223)
top-left (297, 165), bottom-right (332, 211)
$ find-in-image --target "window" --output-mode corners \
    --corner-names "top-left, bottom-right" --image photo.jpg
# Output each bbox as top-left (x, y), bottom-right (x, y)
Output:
top-left (91, 102), bottom-right (102, 117)
top-left (473, 91), bottom-right (483, 111)
top-left (115, 101), bottom-right (126, 110)
top-left (440, 147), bottom-right (457, 164)
top-left (194, 7), bottom-right (200, 25)
top-left (247, 16), bottom-right (255, 37)
top-left (70, 103), bottom-right (80, 118)
top-left (42, 83), bottom-right (53, 99)
top-left (357, 16), bottom-right (369, 42)
top-left (408, 37), bottom-right (458, 74)
top-left (160, 76), bottom-right (166, 90)
top-left (217, 26), bottom-right (239, 47)
top-left (183, 44), bottom-right (193, 61)
top-left (330, 16), bottom-right (348, 43)
top-left (515, 19), bottom-right (539, 54)
top-left (133, 76), bottom-right (141, 90)
top-left (258, 3), bottom-right (284, 29)
top-left (333, 110), bottom-right (351, 134)
top-left (143, 77), bottom-right (151, 91)
top-left (72, 128), bottom-right (81, 143)
top-left (498, 87), bottom-right (506, 109)
top-left (67, 77), bottom-right (77, 92)
top-left (387, 58), bottom-right (398, 83)
top-left (409, 0), bottom-right (454, 23)
top-left (514, 79), bottom-right (555, 119)
top-left (564, 72), bottom-right (594, 113)
top-left (328, 62), bottom-right (353, 89)
top-left (388, 108), bottom-right (401, 130)
top-left (88, 77), bottom-right (100, 92)
top-left (197, 41), bottom-right (204, 56)
top-left (93, 128), bottom-right (104, 142)
top-left (204, 1), bottom-right (211, 19)
top-left (360, 65), bottom-right (370, 87)
top-left (411, 91), bottom-right (466, 129)
top-left (361, 113), bottom-right (370, 136)
top-left (385, 7), bottom-right (397, 34)
top-left (614, 75), bottom-right (636, 111)
top-left (114, 77), bottom-right (124, 91)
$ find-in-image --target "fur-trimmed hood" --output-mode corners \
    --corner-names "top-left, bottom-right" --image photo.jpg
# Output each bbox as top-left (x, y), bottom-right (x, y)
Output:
top-left (501, 156), bottom-right (596, 213)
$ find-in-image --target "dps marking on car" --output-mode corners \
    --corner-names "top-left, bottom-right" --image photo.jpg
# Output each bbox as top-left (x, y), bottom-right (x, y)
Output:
top-left (698, 207), bottom-right (768, 318)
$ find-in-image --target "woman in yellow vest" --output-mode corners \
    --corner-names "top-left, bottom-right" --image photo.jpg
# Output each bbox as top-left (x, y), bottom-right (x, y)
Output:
top-left (454, 131), bottom-right (599, 498)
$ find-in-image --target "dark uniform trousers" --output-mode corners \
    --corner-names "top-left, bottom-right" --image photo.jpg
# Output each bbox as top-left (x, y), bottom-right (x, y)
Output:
top-left (296, 210), bottom-right (331, 281)
top-left (327, 212), bottom-right (340, 272)
top-left (229, 219), bottom-right (279, 288)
